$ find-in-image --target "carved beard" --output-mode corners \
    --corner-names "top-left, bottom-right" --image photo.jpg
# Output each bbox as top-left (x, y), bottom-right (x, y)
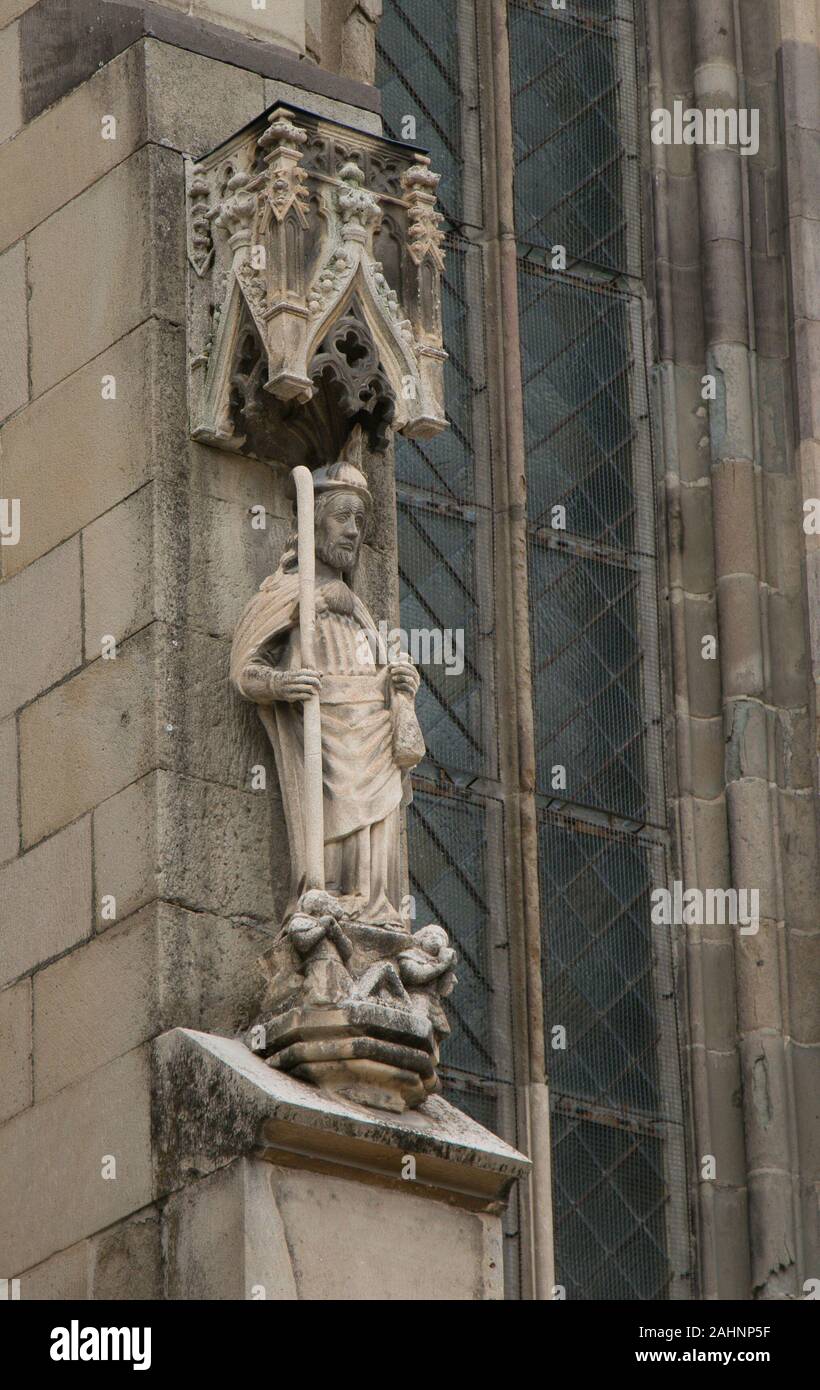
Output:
top-left (316, 536), bottom-right (360, 576)
top-left (315, 535), bottom-right (359, 616)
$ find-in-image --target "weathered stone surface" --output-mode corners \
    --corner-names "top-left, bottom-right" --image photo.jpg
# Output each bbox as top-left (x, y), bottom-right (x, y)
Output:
top-left (0, 1045), bottom-right (152, 1274)
top-left (787, 927), bottom-right (820, 1045)
top-left (28, 143), bottom-right (184, 396)
top-left (725, 779), bottom-right (777, 921)
top-left (144, 38), bottom-right (266, 157)
top-left (173, 631), bottom-right (274, 791)
top-left (82, 484), bottom-right (155, 655)
top-left (747, 1169), bottom-right (800, 1298)
top-left (706, 343), bottom-right (755, 462)
top-left (0, 536), bottom-right (82, 719)
top-left (0, 0), bottom-right (37, 26)
top-left (93, 768), bottom-right (283, 926)
top-left (793, 317), bottom-right (820, 443)
top-left (18, 1206), bottom-right (163, 1300)
top-left (93, 773), bottom-right (159, 927)
top-left (682, 594), bottom-right (722, 716)
top-left (671, 366), bottom-right (712, 483)
top-left (724, 698), bottom-right (768, 783)
top-left (33, 900), bottom-right (271, 1101)
top-left (735, 919), bottom-right (788, 1039)
top-left (0, 43), bottom-right (148, 255)
top-left (774, 707), bottom-right (814, 791)
top-left (0, 816), bottom-right (91, 987)
top-left (15, 1242), bottom-right (89, 1301)
top-left (680, 714), bottom-right (725, 799)
top-left (156, 0), bottom-right (305, 49)
top-left (0, 19), bottom-right (21, 143)
top-left (0, 715), bottom-right (18, 863)
top-left (684, 794), bottom-right (731, 888)
top-left (777, 789), bottom-right (820, 932)
top-left (163, 1159), bottom-right (299, 1301)
top-left (765, 588), bottom-right (810, 709)
top-left (702, 1049), bottom-right (748, 1188)
top-left (0, 239), bottom-right (27, 423)
top-left (19, 625), bottom-right (159, 847)
top-left (784, 126), bottom-right (820, 223)
top-left (702, 1185), bottom-right (752, 1300)
top-left (711, 460), bottom-right (759, 576)
top-left (32, 904), bottom-right (192, 1101)
top-left (0, 976), bottom-right (31, 1122)
top-left (264, 76), bottom-right (382, 136)
top-left (153, 1028), bottom-right (530, 1205)
top-left (185, 489), bottom-right (290, 643)
top-left (164, 1155), bottom-right (503, 1300)
top-left (697, 940), bottom-right (738, 1053)
top-left (716, 573), bottom-right (764, 698)
top-left (678, 481), bottom-right (715, 594)
top-left (89, 1208), bottom-right (163, 1300)
top-left (0, 320), bottom-right (184, 579)
top-left (160, 772), bottom-right (282, 922)
top-left (697, 149), bottom-right (744, 244)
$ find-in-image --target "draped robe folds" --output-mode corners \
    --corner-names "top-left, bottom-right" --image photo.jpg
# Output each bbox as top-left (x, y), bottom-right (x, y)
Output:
top-left (230, 565), bottom-right (413, 926)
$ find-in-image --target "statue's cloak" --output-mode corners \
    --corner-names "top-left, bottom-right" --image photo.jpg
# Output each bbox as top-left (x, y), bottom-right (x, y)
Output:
top-left (230, 565), bottom-right (410, 913)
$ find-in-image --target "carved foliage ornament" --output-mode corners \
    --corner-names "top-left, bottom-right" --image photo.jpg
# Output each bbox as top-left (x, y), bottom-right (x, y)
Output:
top-left (186, 106), bottom-right (448, 464)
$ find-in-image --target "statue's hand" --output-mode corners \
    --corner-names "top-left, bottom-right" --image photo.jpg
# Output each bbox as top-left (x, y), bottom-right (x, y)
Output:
top-left (388, 656), bottom-right (420, 697)
top-left (271, 669), bottom-right (322, 703)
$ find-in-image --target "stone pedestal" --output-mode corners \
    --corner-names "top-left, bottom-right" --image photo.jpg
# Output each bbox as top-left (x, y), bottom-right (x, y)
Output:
top-left (154, 1028), bottom-right (529, 1300)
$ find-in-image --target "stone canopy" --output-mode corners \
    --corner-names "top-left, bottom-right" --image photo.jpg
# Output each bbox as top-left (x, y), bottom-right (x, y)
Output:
top-left (186, 103), bottom-right (448, 468)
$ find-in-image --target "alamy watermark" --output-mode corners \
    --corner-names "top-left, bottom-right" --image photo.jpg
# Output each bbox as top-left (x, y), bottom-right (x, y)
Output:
top-left (651, 100), bottom-right (759, 156)
top-left (356, 622), bottom-right (464, 677)
top-left (652, 881), bottom-right (759, 935)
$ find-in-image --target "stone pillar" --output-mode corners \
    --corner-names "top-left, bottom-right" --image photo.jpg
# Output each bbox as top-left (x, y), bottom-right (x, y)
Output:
top-left (647, 0), bottom-right (820, 1298)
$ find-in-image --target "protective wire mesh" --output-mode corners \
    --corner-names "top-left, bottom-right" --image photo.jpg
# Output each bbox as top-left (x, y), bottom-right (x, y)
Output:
top-left (378, 0), bottom-right (689, 1300)
top-left (397, 499), bottom-right (486, 779)
top-left (377, 0), bottom-right (474, 228)
top-left (528, 542), bottom-right (665, 825)
top-left (407, 790), bottom-right (521, 1299)
top-left (380, 8), bottom-right (522, 1290)
top-left (511, 4), bottom-right (623, 272)
top-left (518, 268), bottom-right (654, 555)
top-left (539, 815), bottom-right (689, 1298)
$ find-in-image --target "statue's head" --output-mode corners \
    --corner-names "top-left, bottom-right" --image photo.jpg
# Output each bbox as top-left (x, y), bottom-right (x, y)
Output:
top-left (309, 456), bottom-right (373, 575)
top-left (283, 429), bottom-right (374, 576)
top-left (415, 924), bottom-right (450, 957)
top-left (314, 487), bottom-right (367, 574)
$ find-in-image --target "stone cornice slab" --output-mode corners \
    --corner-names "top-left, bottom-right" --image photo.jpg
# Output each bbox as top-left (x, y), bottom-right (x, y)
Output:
top-left (152, 1028), bottom-right (530, 1213)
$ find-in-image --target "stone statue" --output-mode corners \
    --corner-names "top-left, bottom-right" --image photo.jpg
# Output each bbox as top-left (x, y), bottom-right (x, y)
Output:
top-left (230, 431), bottom-right (424, 928)
top-left (398, 925), bottom-right (458, 1060)
top-left (230, 430), bottom-right (457, 1112)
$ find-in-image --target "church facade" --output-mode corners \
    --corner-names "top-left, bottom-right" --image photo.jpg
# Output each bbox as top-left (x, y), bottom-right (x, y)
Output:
top-left (0, 0), bottom-right (817, 1302)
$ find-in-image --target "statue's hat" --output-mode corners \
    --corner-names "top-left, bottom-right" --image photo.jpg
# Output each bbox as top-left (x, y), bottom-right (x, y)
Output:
top-left (287, 425), bottom-right (373, 512)
top-left (309, 459), bottom-right (372, 512)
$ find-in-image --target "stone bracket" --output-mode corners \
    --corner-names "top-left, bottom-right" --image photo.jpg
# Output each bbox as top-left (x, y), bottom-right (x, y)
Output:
top-left (152, 1029), bottom-right (530, 1214)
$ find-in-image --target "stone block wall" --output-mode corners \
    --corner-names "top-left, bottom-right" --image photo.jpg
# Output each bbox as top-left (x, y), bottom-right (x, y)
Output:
top-left (0, 2), bottom-right (388, 1296)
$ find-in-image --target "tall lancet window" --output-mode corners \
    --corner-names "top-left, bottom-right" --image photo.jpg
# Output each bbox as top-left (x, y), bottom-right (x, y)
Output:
top-left (378, 0), bottom-right (691, 1300)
